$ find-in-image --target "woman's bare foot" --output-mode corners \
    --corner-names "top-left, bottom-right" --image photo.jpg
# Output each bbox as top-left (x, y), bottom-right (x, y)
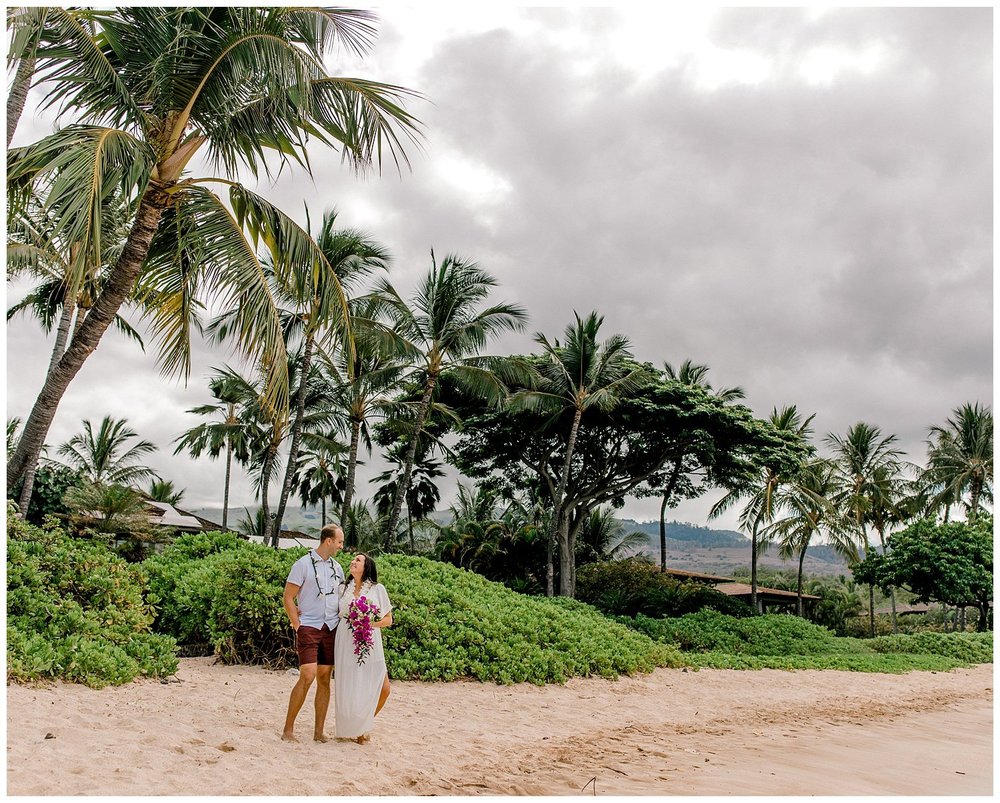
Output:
top-left (355, 734), bottom-right (370, 744)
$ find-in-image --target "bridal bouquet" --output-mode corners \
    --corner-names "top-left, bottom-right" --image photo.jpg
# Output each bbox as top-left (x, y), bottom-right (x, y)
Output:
top-left (347, 595), bottom-right (379, 665)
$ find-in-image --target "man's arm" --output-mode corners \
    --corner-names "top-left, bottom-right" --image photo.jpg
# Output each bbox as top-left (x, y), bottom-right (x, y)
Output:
top-left (283, 582), bottom-right (302, 630)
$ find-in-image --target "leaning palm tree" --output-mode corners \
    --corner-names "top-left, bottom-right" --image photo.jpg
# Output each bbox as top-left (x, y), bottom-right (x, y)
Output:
top-left (764, 458), bottom-right (858, 616)
top-left (658, 359), bottom-right (745, 571)
top-left (57, 415), bottom-right (159, 487)
top-left (6, 7), bottom-right (52, 145)
top-left (826, 422), bottom-right (909, 636)
top-left (173, 369), bottom-right (256, 529)
top-left (373, 252), bottom-right (528, 548)
top-left (6, 7), bottom-right (422, 514)
top-left (710, 405), bottom-right (815, 612)
top-left (925, 402), bottom-right (993, 523)
top-left (512, 312), bottom-right (646, 597)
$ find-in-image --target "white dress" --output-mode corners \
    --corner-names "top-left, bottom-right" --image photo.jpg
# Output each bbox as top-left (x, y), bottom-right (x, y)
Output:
top-left (334, 581), bottom-right (392, 738)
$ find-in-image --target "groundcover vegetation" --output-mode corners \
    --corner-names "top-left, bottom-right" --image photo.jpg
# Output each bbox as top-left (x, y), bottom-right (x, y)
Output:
top-left (6, 520), bottom-right (993, 688)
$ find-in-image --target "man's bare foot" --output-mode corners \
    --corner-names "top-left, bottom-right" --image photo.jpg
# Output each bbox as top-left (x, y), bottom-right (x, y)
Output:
top-left (314, 734), bottom-right (330, 743)
top-left (356, 734), bottom-right (370, 744)
top-left (281, 732), bottom-right (298, 743)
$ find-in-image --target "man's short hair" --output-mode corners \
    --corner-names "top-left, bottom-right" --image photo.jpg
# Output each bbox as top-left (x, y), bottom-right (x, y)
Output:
top-left (319, 524), bottom-right (342, 542)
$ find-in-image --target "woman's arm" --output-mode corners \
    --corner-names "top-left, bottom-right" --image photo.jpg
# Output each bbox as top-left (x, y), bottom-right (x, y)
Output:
top-left (374, 610), bottom-right (393, 629)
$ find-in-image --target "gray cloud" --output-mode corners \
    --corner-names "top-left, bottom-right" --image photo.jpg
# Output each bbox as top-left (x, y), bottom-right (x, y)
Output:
top-left (5, 8), bottom-right (991, 529)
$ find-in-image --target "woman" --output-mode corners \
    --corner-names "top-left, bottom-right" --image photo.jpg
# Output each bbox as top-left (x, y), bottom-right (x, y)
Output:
top-left (334, 553), bottom-right (393, 743)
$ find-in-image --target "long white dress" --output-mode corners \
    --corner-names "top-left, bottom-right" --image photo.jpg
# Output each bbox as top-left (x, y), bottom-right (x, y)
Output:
top-left (334, 581), bottom-right (392, 738)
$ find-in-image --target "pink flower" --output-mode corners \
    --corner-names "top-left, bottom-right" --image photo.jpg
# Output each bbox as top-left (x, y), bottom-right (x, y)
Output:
top-left (348, 595), bottom-right (380, 665)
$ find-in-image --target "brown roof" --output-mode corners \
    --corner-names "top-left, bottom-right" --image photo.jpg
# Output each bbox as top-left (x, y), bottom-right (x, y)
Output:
top-left (661, 568), bottom-right (735, 584)
top-left (714, 582), bottom-right (821, 601)
top-left (874, 603), bottom-right (932, 615)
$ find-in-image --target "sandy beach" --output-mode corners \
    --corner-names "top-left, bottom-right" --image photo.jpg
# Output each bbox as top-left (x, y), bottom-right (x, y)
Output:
top-left (6, 658), bottom-right (993, 796)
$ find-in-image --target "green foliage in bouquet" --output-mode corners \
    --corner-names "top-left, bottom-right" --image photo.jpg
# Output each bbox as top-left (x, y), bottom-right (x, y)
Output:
top-left (576, 559), bottom-right (755, 618)
top-left (6, 508), bottom-right (178, 687)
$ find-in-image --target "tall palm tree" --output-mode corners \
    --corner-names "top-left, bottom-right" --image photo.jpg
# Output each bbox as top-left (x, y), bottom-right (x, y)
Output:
top-left (267, 210), bottom-right (389, 543)
top-left (658, 359), bottom-right (745, 571)
top-left (764, 458), bottom-right (857, 616)
top-left (6, 7), bottom-right (421, 513)
top-left (373, 252), bottom-right (528, 548)
top-left (710, 406), bottom-right (815, 613)
top-left (512, 312), bottom-right (646, 597)
top-left (826, 422), bottom-right (908, 636)
top-left (173, 369), bottom-right (255, 529)
top-left (294, 438), bottom-right (346, 526)
top-left (6, 7), bottom-right (51, 146)
top-left (57, 415), bottom-right (159, 486)
top-left (374, 442), bottom-right (445, 552)
top-left (925, 402), bottom-right (993, 523)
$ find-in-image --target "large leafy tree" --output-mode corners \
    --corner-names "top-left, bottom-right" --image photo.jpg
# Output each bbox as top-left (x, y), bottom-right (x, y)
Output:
top-left (710, 406), bottom-right (815, 612)
top-left (373, 252), bottom-right (528, 548)
top-left (924, 402), bottom-right (993, 523)
top-left (512, 312), bottom-right (646, 596)
top-left (57, 415), bottom-right (158, 486)
top-left (6, 7), bottom-right (421, 513)
top-left (659, 359), bottom-right (745, 571)
top-left (826, 422), bottom-right (910, 636)
top-left (853, 516), bottom-right (993, 632)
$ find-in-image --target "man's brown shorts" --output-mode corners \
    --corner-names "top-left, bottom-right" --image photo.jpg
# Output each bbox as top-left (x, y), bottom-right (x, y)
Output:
top-left (296, 624), bottom-right (336, 666)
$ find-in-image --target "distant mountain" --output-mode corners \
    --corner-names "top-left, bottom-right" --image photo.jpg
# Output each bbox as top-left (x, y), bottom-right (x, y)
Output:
top-left (620, 519), bottom-right (747, 548)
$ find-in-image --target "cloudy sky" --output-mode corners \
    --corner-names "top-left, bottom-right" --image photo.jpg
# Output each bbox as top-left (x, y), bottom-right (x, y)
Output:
top-left (5, 6), bottom-right (993, 532)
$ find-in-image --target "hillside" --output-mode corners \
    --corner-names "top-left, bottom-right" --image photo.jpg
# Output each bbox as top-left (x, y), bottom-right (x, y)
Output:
top-left (192, 506), bottom-right (852, 576)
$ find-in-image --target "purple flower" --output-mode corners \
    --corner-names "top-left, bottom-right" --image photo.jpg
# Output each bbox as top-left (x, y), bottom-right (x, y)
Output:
top-left (348, 595), bottom-right (380, 665)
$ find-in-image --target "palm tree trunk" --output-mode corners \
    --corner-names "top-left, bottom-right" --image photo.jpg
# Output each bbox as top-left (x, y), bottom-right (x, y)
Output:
top-left (751, 522), bottom-right (761, 614)
top-left (261, 442), bottom-right (277, 546)
top-left (408, 506), bottom-right (415, 552)
top-left (48, 298), bottom-right (77, 373)
top-left (545, 519), bottom-right (555, 598)
top-left (385, 376), bottom-right (436, 550)
top-left (272, 335), bottom-right (315, 543)
top-left (658, 459), bottom-right (683, 572)
top-left (553, 408), bottom-right (583, 597)
top-left (876, 527), bottom-right (897, 634)
top-left (868, 584), bottom-right (876, 638)
top-left (340, 417), bottom-right (362, 527)
top-left (796, 546), bottom-right (807, 617)
top-left (6, 185), bottom-right (170, 506)
top-left (222, 438), bottom-right (233, 529)
top-left (969, 478), bottom-right (982, 524)
top-left (7, 53), bottom-right (36, 146)
top-left (321, 496), bottom-right (327, 527)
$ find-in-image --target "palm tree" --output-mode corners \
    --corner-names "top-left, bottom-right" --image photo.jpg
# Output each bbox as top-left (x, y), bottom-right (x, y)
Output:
top-left (294, 439), bottom-right (347, 527)
top-left (6, 8), bottom-right (421, 514)
top-left (764, 458), bottom-right (858, 616)
top-left (173, 369), bottom-right (255, 529)
top-left (57, 415), bottom-right (158, 486)
top-left (374, 443), bottom-right (445, 552)
top-left (373, 252), bottom-right (528, 548)
top-left (925, 402), bottom-right (993, 523)
top-left (658, 359), bottom-right (745, 571)
top-left (267, 210), bottom-right (389, 543)
top-left (710, 406), bottom-right (815, 612)
top-left (6, 7), bottom-right (51, 146)
top-left (826, 422), bottom-right (909, 636)
top-left (147, 478), bottom-right (184, 506)
top-left (576, 507), bottom-right (649, 565)
top-left (512, 312), bottom-right (646, 597)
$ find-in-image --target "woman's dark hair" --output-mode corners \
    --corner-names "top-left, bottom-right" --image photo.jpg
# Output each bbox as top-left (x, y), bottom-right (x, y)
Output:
top-left (358, 553), bottom-right (377, 584)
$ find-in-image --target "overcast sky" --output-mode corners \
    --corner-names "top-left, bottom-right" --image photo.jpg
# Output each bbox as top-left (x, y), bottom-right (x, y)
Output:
top-left (5, 6), bottom-right (993, 532)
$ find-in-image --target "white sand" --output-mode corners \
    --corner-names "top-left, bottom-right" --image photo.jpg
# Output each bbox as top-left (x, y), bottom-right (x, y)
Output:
top-left (6, 658), bottom-right (993, 796)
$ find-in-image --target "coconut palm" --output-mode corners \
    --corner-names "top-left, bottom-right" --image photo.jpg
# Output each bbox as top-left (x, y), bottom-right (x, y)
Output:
top-left (658, 359), bottom-right (745, 571)
top-left (57, 415), bottom-right (158, 486)
top-left (374, 443), bottom-right (445, 552)
top-left (6, 7), bottom-right (52, 146)
top-left (826, 422), bottom-right (909, 636)
top-left (925, 402), bottom-right (993, 523)
top-left (6, 7), bottom-right (421, 514)
top-left (373, 252), bottom-right (528, 548)
top-left (710, 406), bottom-right (815, 612)
top-left (764, 458), bottom-right (858, 616)
top-left (295, 439), bottom-right (347, 527)
top-left (147, 478), bottom-right (184, 506)
top-left (512, 311), bottom-right (646, 597)
top-left (576, 506), bottom-right (649, 565)
top-left (173, 370), bottom-right (256, 529)
top-left (266, 210), bottom-right (390, 543)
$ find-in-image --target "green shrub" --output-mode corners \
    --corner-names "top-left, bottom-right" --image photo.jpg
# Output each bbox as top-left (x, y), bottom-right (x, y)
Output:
top-left (869, 632), bottom-right (993, 663)
top-left (576, 559), bottom-right (755, 618)
top-left (6, 509), bottom-right (178, 688)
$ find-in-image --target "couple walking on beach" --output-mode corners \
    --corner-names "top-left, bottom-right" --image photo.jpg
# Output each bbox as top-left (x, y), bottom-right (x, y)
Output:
top-left (281, 524), bottom-right (394, 744)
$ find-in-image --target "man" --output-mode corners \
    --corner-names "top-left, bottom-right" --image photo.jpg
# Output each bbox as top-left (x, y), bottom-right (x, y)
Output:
top-left (281, 523), bottom-right (345, 742)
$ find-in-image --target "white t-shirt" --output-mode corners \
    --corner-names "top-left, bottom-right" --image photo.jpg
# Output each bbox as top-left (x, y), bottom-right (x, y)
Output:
top-left (286, 550), bottom-right (344, 629)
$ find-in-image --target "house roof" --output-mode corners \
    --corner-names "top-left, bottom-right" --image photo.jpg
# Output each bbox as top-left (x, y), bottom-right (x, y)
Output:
top-left (661, 567), bottom-right (735, 584)
top-left (144, 500), bottom-right (205, 531)
top-left (714, 582), bottom-right (821, 601)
